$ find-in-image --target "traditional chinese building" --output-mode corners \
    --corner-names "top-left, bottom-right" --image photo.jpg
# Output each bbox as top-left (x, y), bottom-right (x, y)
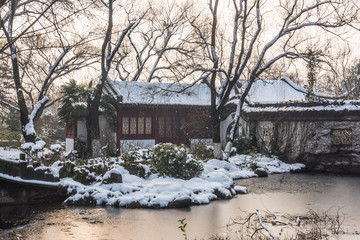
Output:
top-left (66, 81), bottom-right (213, 153)
top-left (65, 77), bottom-right (360, 173)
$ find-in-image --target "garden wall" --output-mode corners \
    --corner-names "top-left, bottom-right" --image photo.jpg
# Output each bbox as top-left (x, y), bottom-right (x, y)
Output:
top-left (0, 158), bottom-right (59, 182)
top-left (245, 110), bottom-right (360, 174)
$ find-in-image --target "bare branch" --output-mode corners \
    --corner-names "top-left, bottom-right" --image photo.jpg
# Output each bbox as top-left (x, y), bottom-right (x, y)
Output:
top-left (38, 45), bottom-right (70, 101)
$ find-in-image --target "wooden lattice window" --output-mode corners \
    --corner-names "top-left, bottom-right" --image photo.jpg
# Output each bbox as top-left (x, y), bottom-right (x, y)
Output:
top-left (145, 117), bottom-right (152, 135)
top-left (158, 116), bottom-right (164, 138)
top-left (166, 116), bottom-right (172, 138)
top-left (138, 116), bottom-right (144, 134)
top-left (122, 117), bottom-right (129, 135)
top-left (130, 117), bottom-right (137, 134)
top-left (121, 115), bottom-right (152, 137)
top-left (331, 129), bottom-right (352, 146)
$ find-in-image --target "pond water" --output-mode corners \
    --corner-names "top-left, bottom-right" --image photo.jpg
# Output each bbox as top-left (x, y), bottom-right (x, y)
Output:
top-left (1, 173), bottom-right (360, 240)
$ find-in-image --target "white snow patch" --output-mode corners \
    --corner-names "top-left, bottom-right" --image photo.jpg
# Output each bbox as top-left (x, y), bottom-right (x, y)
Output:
top-left (50, 144), bottom-right (62, 152)
top-left (0, 148), bottom-right (305, 208)
top-left (0, 148), bottom-right (23, 162)
top-left (31, 140), bottom-right (46, 152)
top-left (44, 111), bottom-right (54, 117)
top-left (108, 81), bottom-right (211, 106)
top-left (0, 173), bottom-right (59, 187)
top-left (23, 121), bottom-right (36, 136)
top-left (234, 185), bottom-right (247, 194)
top-left (60, 153), bottom-right (304, 208)
top-left (244, 100), bottom-right (360, 113)
top-left (50, 161), bottom-right (62, 177)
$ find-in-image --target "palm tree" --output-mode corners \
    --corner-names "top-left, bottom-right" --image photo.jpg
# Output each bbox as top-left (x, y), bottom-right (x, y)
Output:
top-left (58, 80), bottom-right (92, 127)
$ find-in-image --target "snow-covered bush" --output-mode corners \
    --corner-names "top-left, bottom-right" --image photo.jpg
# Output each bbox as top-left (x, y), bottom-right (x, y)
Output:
top-left (119, 146), bottom-right (153, 178)
top-left (232, 137), bottom-right (258, 155)
top-left (121, 145), bottom-right (142, 162)
top-left (58, 158), bottom-right (114, 184)
top-left (192, 143), bottom-right (214, 160)
top-left (50, 144), bottom-right (62, 153)
top-left (21, 140), bottom-right (63, 166)
top-left (151, 143), bottom-right (203, 180)
top-left (120, 145), bottom-right (153, 162)
top-left (59, 160), bottom-right (76, 178)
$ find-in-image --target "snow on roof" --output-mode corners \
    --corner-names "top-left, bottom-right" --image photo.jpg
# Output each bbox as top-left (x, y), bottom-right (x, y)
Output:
top-left (246, 77), bottom-right (306, 103)
top-left (106, 81), bottom-right (211, 106)
top-left (245, 77), bottom-right (341, 104)
top-left (243, 100), bottom-right (360, 113)
top-left (105, 77), bottom-right (343, 107)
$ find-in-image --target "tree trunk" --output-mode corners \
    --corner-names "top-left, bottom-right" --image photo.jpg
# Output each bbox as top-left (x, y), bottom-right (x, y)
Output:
top-left (87, 96), bottom-right (101, 156)
top-left (7, 1), bottom-right (35, 143)
top-left (11, 47), bottom-right (35, 143)
top-left (211, 89), bottom-right (222, 159)
top-left (223, 78), bottom-right (256, 160)
top-left (212, 117), bottom-right (222, 159)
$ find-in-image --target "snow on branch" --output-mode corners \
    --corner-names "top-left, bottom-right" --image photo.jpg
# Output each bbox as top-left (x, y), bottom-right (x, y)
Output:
top-left (107, 21), bottom-right (138, 66)
top-left (256, 52), bottom-right (304, 77)
top-left (23, 96), bottom-right (49, 136)
top-left (38, 45), bottom-right (70, 101)
top-left (0, 99), bottom-right (20, 111)
top-left (252, 211), bottom-right (277, 240)
top-left (189, 21), bottom-right (213, 62)
top-left (234, 1), bottom-right (262, 78)
top-left (0, 0), bottom-right (59, 54)
top-left (30, 96), bottom-right (49, 122)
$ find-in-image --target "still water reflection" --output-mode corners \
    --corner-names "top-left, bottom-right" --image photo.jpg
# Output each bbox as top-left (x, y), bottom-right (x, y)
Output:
top-left (1, 173), bottom-right (360, 240)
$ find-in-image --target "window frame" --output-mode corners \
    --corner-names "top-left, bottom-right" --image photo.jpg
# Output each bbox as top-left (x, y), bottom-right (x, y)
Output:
top-left (119, 108), bottom-right (153, 139)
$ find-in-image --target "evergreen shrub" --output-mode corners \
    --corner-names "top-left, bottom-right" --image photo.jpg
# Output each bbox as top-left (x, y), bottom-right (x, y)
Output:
top-left (192, 143), bottom-right (213, 160)
top-left (233, 137), bottom-right (258, 155)
top-left (151, 143), bottom-right (203, 180)
top-left (121, 145), bottom-right (142, 162)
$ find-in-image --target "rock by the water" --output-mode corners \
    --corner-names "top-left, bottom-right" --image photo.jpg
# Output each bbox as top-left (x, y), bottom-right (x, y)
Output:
top-left (65, 196), bottom-right (97, 206)
top-left (234, 185), bottom-right (247, 194)
top-left (167, 197), bottom-right (192, 208)
top-left (213, 188), bottom-right (233, 199)
top-left (290, 166), bottom-right (306, 173)
top-left (102, 171), bottom-right (123, 184)
top-left (255, 168), bottom-right (268, 177)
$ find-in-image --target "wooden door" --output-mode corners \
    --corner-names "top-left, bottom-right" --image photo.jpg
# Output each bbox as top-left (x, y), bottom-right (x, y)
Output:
top-left (156, 108), bottom-right (188, 145)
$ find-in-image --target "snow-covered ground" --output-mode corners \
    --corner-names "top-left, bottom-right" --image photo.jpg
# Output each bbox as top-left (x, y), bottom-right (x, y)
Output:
top-left (60, 154), bottom-right (305, 208)
top-left (0, 147), bottom-right (305, 208)
top-left (0, 147), bottom-right (23, 162)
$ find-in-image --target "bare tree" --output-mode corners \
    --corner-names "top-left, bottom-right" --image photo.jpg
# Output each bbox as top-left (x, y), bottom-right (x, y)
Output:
top-left (111, 1), bottom-right (198, 84)
top-left (0, 0), bottom-right (97, 142)
top-left (0, 0), bottom-right (6, 8)
top-left (187, 0), bottom-right (358, 159)
top-left (314, 45), bottom-right (360, 97)
top-left (86, 1), bottom-right (198, 155)
top-left (86, 0), bottom-right (144, 155)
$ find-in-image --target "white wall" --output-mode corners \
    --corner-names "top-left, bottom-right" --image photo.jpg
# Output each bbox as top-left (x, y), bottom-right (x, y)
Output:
top-left (190, 139), bottom-right (213, 147)
top-left (65, 138), bottom-right (74, 152)
top-left (99, 115), bottom-right (117, 144)
top-left (119, 139), bottom-right (156, 152)
top-left (77, 120), bottom-right (87, 142)
top-left (75, 116), bottom-right (117, 156)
